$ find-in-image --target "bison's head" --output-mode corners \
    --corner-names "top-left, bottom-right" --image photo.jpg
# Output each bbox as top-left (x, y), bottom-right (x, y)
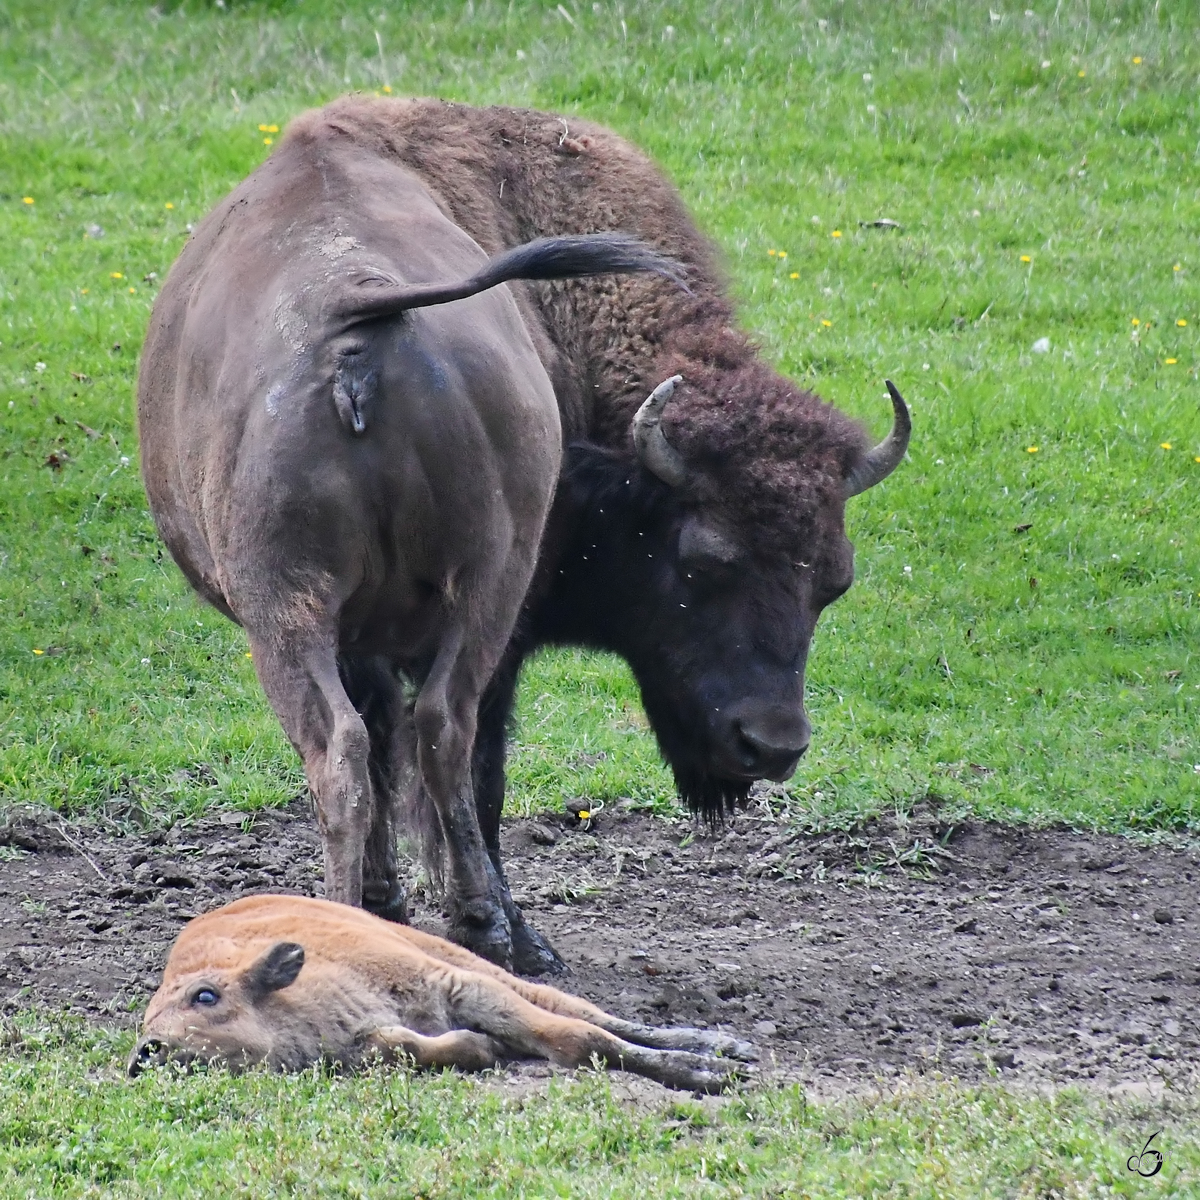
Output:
top-left (547, 376), bottom-right (909, 819)
top-left (128, 941), bottom-right (306, 1077)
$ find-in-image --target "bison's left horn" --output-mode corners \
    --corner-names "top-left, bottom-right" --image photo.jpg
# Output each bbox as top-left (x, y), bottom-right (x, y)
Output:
top-left (632, 374), bottom-right (687, 487)
top-left (842, 380), bottom-right (911, 499)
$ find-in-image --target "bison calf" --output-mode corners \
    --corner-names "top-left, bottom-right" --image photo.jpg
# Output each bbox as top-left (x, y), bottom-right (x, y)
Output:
top-left (130, 894), bottom-right (755, 1094)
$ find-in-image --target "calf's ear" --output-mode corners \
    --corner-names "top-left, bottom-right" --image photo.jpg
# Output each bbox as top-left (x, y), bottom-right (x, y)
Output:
top-left (243, 942), bottom-right (305, 998)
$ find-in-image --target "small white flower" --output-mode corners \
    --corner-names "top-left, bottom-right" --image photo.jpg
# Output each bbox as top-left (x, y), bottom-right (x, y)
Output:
top-left (1041, 59), bottom-right (1051, 69)
top-left (866, 104), bottom-right (876, 114)
top-left (1032, 337), bottom-right (1051, 353)
top-left (863, 72), bottom-right (872, 82)
top-left (120, 455), bottom-right (130, 466)
top-left (922, 363), bottom-right (930, 370)
top-left (35, 362), bottom-right (46, 372)
top-left (903, 565), bottom-right (913, 576)
top-left (141, 657), bottom-right (151, 665)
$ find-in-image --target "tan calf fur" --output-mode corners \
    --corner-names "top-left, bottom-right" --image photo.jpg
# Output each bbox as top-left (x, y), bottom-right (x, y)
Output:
top-left (131, 895), bottom-right (755, 1093)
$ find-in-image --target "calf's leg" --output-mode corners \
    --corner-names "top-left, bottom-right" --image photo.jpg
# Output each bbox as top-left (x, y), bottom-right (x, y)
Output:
top-left (392, 924), bottom-right (757, 1061)
top-left (445, 972), bottom-right (747, 1094)
top-left (365, 1026), bottom-right (502, 1072)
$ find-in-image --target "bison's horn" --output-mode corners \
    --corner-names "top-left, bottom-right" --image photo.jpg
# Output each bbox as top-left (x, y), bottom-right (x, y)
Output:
top-left (632, 374), bottom-right (687, 487)
top-left (842, 380), bottom-right (911, 499)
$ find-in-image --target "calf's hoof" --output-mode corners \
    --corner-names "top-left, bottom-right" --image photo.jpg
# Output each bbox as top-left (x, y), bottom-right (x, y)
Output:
top-left (363, 878), bottom-right (408, 924)
top-left (512, 920), bottom-right (567, 977)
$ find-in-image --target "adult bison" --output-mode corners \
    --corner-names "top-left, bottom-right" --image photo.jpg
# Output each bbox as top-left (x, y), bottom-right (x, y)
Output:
top-left (139, 97), bottom-right (909, 975)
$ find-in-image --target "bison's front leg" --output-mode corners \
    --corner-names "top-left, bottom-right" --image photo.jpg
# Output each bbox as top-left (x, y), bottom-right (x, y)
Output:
top-left (414, 634), bottom-right (513, 968)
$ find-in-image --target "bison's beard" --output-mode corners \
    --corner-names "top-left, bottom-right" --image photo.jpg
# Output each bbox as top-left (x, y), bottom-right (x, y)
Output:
top-left (670, 766), bottom-right (753, 824)
top-left (637, 682), bottom-right (753, 823)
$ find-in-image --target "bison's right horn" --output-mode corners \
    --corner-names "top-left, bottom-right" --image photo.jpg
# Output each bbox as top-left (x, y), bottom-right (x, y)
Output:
top-left (632, 374), bottom-right (687, 487)
top-left (842, 380), bottom-right (911, 499)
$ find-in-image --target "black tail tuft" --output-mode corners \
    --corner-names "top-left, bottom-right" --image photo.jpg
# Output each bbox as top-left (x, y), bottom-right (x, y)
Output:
top-left (336, 231), bottom-right (687, 325)
top-left (474, 232), bottom-right (688, 291)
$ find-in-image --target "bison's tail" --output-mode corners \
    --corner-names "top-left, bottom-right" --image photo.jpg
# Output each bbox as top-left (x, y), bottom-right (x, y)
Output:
top-left (336, 232), bottom-right (687, 325)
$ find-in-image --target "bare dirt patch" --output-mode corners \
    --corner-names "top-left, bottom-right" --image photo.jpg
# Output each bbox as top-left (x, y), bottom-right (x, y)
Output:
top-left (1, 800), bottom-right (1197, 1091)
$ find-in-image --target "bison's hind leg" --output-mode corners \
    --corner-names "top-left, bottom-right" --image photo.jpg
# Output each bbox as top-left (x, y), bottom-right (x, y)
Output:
top-left (248, 633), bottom-right (375, 908)
top-left (340, 655), bottom-right (416, 922)
top-left (365, 1026), bottom-right (503, 1072)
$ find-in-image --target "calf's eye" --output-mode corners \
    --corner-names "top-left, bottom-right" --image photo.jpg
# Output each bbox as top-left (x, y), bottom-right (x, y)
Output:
top-left (192, 988), bottom-right (220, 1006)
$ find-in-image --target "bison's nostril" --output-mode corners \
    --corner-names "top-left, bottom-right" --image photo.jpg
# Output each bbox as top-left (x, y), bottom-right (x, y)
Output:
top-left (733, 721), bottom-right (810, 778)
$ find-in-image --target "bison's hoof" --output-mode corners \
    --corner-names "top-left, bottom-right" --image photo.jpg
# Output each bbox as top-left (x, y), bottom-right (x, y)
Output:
top-left (512, 922), bottom-right (567, 977)
top-left (363, 879), bottom-right (408, 924)
top-left (449, 903), bottom-right (513, 969)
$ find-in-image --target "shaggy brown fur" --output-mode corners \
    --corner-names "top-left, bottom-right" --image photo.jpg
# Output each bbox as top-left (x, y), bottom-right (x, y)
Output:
top-left (284, 97), bottom-right (872, 550)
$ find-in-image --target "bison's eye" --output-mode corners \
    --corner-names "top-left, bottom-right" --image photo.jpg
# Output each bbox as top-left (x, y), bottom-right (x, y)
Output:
top-left (191, 987), bottom-right (220, 1007)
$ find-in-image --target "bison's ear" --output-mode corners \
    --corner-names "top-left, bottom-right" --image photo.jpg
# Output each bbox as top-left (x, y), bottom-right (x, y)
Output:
top-left (243, 942), bottom-right (305, 998)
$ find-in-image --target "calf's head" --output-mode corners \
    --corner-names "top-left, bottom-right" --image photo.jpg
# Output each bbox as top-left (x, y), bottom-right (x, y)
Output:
top-left (555, 376), bottom-right (909, 818)
top-left (129, 941), bottom-right (306, 1076)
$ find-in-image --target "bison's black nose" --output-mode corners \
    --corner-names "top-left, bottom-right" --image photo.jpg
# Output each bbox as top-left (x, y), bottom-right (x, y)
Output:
top-left (128, 1037), bottom-right (167, 1078)
top-left (722, 703), bottom-right (810, 781)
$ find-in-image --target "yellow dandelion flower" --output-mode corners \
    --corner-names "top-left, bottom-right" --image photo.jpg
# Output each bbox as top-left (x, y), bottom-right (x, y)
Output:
top-left (821, 319), bottom-right (832, 327)
top-left (790, 272), bottom-right (799, 279)
top-left (1020, 255), bottom-right (1031, 263)
top-left (258, 124), bottom-right (270, 132)
top-left (1174, 263), bottom-right (1182, 272)
top-left (778, 251), bottom-right (787, 259)
top-left (263, 137), bottom-right (273, 146)
top-left (1161, 443), bottom-right (1173, 450)
top-left (1132, 57), bottom-right (1142, 65)
top-left (110, 272), bottom-right (123, 279)
top-left (1165, 358), bottom-right (1178, 365)
top-left (81, 289), bottom-right (89, 295)
top-left (22, 196), bottom-right (34, 205)
top-left (1077, 69), bottom-right (1086, 77)
top-left (382, 85), bottom-right (392, 94)
top-left (267, 125), bottom-right (279, 133)
top-left (1177, 318), bottom-right (1187, 327)
top-left (831, 230), bottom-right (842, 238)
top-left (578, 810), bottom-right (591, 820)
top-left (1027, 446), bottom-right (1039, 453)
top-left (245, 652), bottom-right (253, 659)
top-left (165, 202), bottom-right (174, 210)
top-left (1195, 456), bottom-right (1200, 463)
top-left (767, 249), bottom-right (776, 256)
top-left (128, 286), bottom-right (135, 293)
top-left (32, 648), bottom-right (44, 655)
top-left (1131, 317), bottom-right (1140, 326)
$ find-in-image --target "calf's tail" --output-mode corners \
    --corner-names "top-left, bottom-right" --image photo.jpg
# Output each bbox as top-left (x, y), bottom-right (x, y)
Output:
top-left (335, 232), bottom-right (686, 325)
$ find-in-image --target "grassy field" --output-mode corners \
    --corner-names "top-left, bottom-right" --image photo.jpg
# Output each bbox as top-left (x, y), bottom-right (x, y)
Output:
top-left (1, 0), bottom-right (1199, 1193)
top-left (0, 1013), bottom-right (1196, 1198)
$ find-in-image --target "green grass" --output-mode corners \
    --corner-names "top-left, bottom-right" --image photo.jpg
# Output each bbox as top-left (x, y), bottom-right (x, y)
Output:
top-left (3, 1), bottom-right (1200, 1191)
top-left (1, 1016), bottom-right (1198, 1198)
top-left (1, 0), bottom-right (1198, 832)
